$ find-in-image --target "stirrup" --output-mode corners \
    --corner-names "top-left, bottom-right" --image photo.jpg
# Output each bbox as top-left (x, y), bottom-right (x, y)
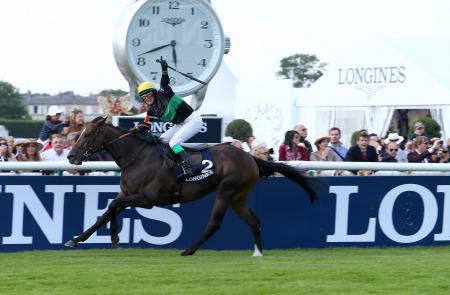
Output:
top-left (180, 161), bottom-right (193, 177)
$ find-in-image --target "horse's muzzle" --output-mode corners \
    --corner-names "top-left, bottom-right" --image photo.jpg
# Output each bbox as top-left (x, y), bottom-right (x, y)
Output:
top-left (67, 154), bottom-right (82, 165)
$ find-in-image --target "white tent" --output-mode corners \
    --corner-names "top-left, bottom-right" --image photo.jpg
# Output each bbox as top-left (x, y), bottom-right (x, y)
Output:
top-left (295, 37), bottom-right (450, 146)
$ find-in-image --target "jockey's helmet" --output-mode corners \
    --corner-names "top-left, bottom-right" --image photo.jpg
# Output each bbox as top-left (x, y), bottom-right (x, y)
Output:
top-left (138, 82), bottom-right (157, 98)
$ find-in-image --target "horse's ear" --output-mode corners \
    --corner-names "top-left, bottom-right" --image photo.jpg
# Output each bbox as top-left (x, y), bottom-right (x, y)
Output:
top-left (92, 116), bottom-right (108, 125)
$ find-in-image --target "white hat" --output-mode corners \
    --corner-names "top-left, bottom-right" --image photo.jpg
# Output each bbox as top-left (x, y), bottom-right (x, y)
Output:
top-left (48, 105), bottom-right (63, 116)
top-left (384, 132), bottom-right (404, 145)
top-left (251, 138), bottom-right (267, 150)
top-left (222, 136), bottom-right (235, 143)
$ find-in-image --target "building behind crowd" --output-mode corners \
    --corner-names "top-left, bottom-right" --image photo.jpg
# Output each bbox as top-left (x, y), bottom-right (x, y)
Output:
top-left (22, 91), bottom-right (103, 121)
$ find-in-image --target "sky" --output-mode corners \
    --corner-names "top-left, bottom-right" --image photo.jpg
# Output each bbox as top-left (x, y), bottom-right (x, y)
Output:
top-left (1, 0), bottom-right (450, 96)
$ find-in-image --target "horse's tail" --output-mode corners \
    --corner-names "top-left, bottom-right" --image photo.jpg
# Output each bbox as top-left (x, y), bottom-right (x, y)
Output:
top-left (252, 157), bottom-right (319, 203)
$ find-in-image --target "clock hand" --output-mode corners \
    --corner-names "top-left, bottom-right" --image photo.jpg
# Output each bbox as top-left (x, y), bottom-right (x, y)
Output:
top-left (156, 59), bottom-right (207, 85)
top-left (171, 43), bottom-right (178, 69)
top-left (138, 41), bottom-right (176, 56)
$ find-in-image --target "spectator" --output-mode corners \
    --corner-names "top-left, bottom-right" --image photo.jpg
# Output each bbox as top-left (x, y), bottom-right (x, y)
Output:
top-left (310, 135), bottom-right (339, 162)
top-left (250, 139), bottom-right (271, 161)
top-left (430, 137), bottom-right (448, 163)
top-left (346, 132), bottom-right (378, 162)
top-left (278, 130), bottom-right (308, 161)
top-left (409, 122), bottom-right (430, 141)
top-left (6, 135), bottom-right (15, 153)
top-left (407, 136), bottom-right (438, 163)
top-left (42, 134), bottom-right (77, 175)
top-left (384, 133), bottom-right (408, 163)
top-left (15, 139), bottom-right (42, 174)
top-left (38, 105), bottom-right (69, 149)
top-left (222, 136), bottom-right (244, 150)
top-left (328, 127), bottom-right (347, 161)
top-left (405, 140), bottom-right (416, 153)
top-left (231, 140), bottom-right (243, 150)
top-left (22, 140), bottom-right (43, 161)
top-left (0, 137), bottom-right (16, 162)
top-left (346, 132), bottom-right (378, 175)
top-left (66, 132), bottom-right (80, 150)
top-left (369, 133), bottom-right (383, 154)
top-left (0, 137), bottom-right (16, 173)
top-left (242, 135), bottom-right (256, 152)
top-left (12, 139), bottom-right (27, 161)
top-left (63, 107), bottom-right (85, 135)
top-left (294, 124), bottom-right (313, 159)
top-left (310, 135), bottom-right (341, 176)
top-left (41, 134), bottom-right (70, 161)
top-left (381, 142), bottom-right (399, 162)
top-left (434, 146), bottom-right (449, 163)
top-left (222, 136), bottom-right (234, 144)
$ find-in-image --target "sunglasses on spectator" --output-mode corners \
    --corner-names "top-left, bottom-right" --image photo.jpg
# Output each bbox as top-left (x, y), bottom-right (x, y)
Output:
top-left (0, 142), bottom-right (7, 146)
top-left (389, 148), bottom-right (398, 152)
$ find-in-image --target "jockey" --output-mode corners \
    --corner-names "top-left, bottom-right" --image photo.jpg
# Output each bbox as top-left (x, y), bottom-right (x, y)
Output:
top-left (134, 57), bottom-right (204, 178)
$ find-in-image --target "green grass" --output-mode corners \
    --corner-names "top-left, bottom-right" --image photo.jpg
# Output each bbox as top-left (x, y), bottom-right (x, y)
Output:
top-left (1, 247), bottom-right (450, 294)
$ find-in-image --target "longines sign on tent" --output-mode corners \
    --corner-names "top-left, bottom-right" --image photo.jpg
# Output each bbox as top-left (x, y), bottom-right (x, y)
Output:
top-left (1, 176), bottom-right (450, 251)
top-left (337, 66), bottom-right (406, 85)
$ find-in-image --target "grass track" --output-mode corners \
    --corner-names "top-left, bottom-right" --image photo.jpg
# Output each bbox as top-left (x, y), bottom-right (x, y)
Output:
top-left (1, 246), bottom-right (450, 294)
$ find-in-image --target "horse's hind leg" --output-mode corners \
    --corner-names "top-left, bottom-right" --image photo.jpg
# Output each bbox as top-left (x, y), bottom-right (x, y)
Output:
top-left (181, 197), bottom-right (231, 256)
top-left (232, 199), bottom-right (263, 257)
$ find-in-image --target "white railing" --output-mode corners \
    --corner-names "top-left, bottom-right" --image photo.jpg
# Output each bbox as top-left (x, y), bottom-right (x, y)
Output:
top-left (0, 161), bottom-right (449, 172)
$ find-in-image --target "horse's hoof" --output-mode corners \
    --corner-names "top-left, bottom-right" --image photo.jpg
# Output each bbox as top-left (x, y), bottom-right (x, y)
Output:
top-left (180, 249), bottom-right (195, 256)
top-left (111, 236), bottom-right (120, 247)
top-left (64, 240), bottom-right (78, 248)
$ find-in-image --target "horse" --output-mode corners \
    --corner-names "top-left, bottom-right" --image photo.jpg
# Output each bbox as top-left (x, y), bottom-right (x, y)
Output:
top-left (65, 116), bottom-right (319, 256)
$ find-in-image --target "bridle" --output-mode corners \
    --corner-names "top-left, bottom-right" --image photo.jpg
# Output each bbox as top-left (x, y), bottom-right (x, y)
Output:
top-left (81, 126), bottom-right (131, 160)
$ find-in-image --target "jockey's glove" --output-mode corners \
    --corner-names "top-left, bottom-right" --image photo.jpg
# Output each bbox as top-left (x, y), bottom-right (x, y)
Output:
top-left (160, 56), bottom-right (168, 71)
top-left (129, 126), bottom-right (139, 134)
top-left (129, 123), bottom-right (150, 134)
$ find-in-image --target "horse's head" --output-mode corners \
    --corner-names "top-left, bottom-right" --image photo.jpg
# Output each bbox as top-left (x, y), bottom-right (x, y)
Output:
top-left (67, 116), bottom-right (108, 165)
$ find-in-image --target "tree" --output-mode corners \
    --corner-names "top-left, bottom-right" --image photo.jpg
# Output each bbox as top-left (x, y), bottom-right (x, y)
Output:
top-left (225, 119), bottom-right (253, 142)
top-left (0, 81), bottom-right (29, 119)
top-left (276, 54), bottom-right (327, 88)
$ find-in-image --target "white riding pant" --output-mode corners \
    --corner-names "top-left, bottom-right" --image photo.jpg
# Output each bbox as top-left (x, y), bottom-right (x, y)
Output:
top-left (159, 111), bottom-right (204, 148)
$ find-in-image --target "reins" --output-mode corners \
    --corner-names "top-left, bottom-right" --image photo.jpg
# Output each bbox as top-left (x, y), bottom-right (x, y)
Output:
top-left (100, 132), bottom-right (131, 150)
top-left (93, 131), bottom-right (148, 169)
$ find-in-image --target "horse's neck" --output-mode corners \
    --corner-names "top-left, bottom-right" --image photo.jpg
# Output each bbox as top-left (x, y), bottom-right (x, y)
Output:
top-left (102, 125), bottom-right (157, 168)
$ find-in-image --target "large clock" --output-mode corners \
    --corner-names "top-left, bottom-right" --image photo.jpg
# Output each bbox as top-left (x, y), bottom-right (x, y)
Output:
top-left (114, 0), bottom-right (230, 97)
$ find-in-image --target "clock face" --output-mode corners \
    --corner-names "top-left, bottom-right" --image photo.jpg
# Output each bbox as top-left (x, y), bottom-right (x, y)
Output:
top-left (124, 0), bottom-right (224, 96)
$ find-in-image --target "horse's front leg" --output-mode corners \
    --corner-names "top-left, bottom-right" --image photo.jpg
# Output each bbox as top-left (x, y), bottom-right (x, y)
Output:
top-left (108, 193), bottom-right (154, 247)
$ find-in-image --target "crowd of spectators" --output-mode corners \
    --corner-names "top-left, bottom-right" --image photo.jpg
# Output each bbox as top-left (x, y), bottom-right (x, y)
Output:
top-left (2, 107), bottom-right (449, 177)
top-left (222, 120), bottom-right (450, 177)
top-left (0, 105), bottom-right (116, 175)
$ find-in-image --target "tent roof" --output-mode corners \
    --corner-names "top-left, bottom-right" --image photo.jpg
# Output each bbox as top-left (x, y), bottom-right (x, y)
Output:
top-left (296, 37), bottom-right (450, 107)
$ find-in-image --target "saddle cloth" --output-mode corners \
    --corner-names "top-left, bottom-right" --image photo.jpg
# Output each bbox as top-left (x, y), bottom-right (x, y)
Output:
top-left (157, 143), bottom-right (215, 182)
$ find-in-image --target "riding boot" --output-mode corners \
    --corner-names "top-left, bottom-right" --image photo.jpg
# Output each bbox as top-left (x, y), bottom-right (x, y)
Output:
top-left (178, 151), bottom-right (193, 178)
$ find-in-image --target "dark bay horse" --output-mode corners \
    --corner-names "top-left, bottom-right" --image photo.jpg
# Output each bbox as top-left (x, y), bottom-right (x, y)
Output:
top-left (66, 116), bottom-right (319, 256)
